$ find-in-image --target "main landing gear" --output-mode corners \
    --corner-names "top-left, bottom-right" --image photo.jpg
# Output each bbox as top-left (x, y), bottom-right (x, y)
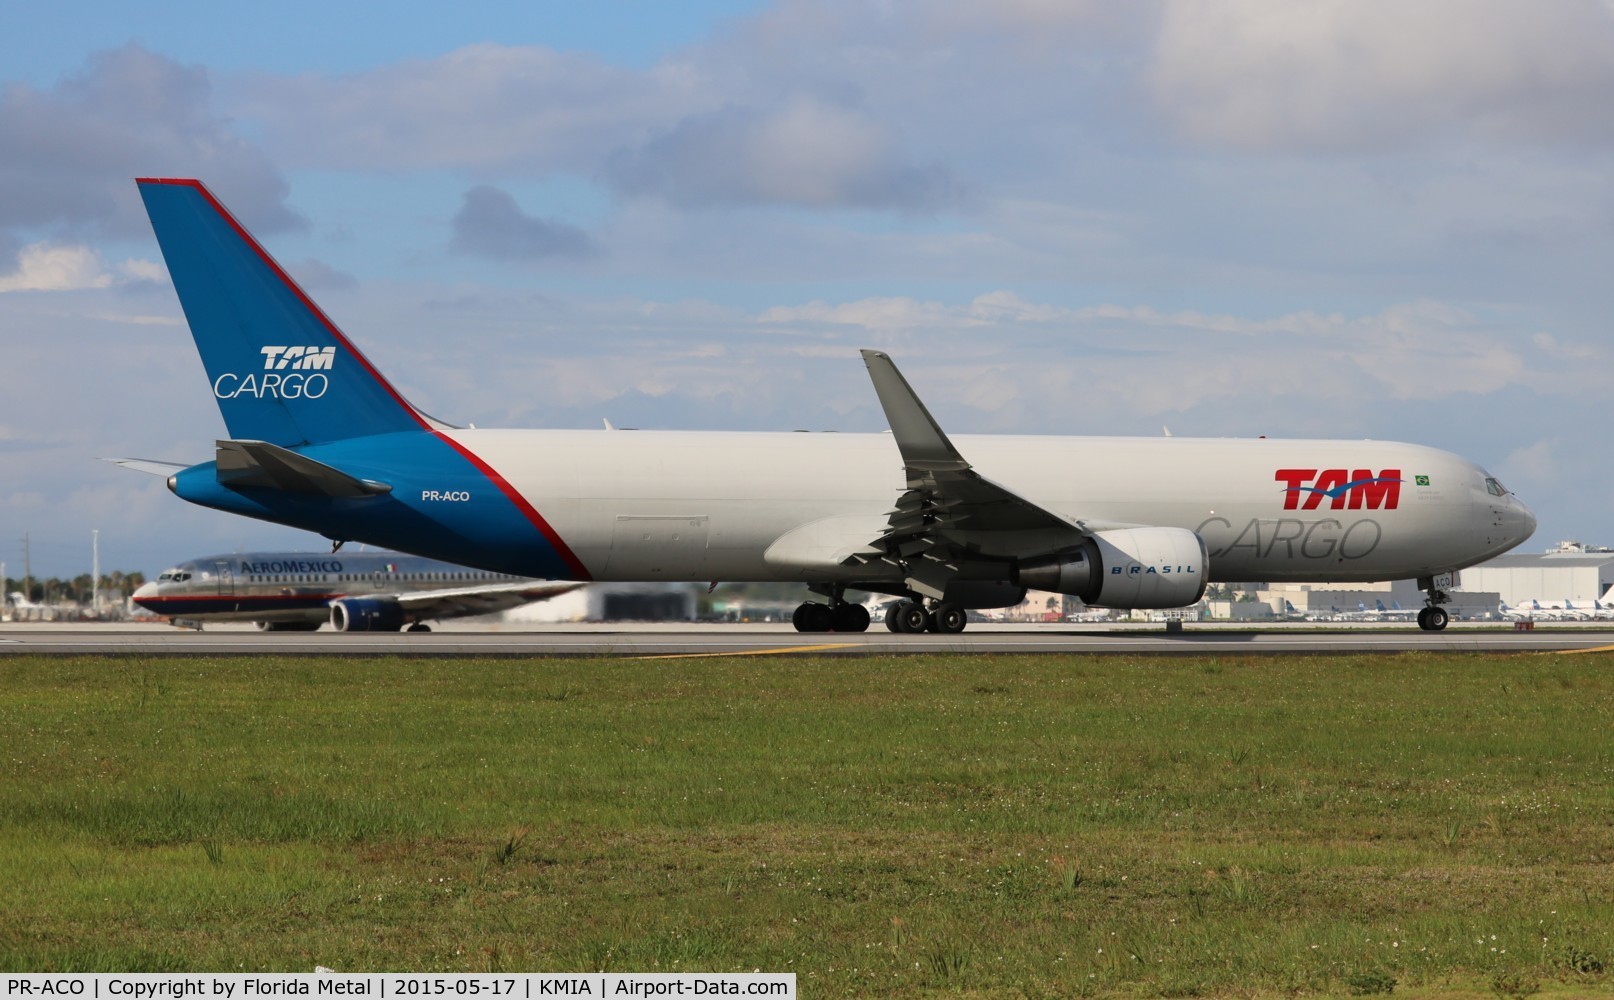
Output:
top-left (791, 595), bottom-right (871, 633)
top-left (790, 586), bottom-right (969, 634)
top-left (1417, 575), bottom-right (1452, 632)
top-left (884, 600), bottom-right (967, 634)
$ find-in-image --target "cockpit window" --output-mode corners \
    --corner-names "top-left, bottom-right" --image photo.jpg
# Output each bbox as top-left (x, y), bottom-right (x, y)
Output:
top-left (1485, 478), bottom-right (1509, 497)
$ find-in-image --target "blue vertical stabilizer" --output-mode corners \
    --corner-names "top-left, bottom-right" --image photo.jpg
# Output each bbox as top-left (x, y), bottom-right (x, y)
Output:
top-left (137, 178), bottom-right (428, 446)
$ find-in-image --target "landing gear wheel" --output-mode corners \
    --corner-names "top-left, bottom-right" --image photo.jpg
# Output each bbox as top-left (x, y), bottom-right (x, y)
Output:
top-left (792, 602), bottom-right (834, 632)
top-left (406, 622), bottom-right (432, 633)
top-left (832, 603), bottom-right (871, 633)
top-left (932, 604), bottom-right (967, 634)
top-left (1418, 606), bottom-right (1449, 632)
top-left (892, 601), bottom-right (929, 634)
top-left (885, 608), bottom-right (903, 632)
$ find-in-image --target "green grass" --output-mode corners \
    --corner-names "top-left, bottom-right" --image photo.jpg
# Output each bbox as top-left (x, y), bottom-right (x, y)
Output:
top-left (3, 653), bottom-right (1614, 997)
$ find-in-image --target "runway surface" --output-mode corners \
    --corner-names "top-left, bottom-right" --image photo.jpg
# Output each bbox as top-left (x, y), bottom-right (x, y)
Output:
top-left (4, 622), bottom-right (1613, 656)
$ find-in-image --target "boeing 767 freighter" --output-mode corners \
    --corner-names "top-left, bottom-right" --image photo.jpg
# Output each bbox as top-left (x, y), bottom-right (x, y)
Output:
top-left (116, 178), bottom-right (1536, 633)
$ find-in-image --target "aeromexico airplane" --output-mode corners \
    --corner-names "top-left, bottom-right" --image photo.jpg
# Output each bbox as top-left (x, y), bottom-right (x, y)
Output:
top-left (132, 550), bottom-right (581, 631)
top-left (117, 178), bottom-right (1536, 634)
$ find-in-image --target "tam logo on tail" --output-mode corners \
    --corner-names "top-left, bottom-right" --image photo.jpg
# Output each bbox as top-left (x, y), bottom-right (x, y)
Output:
top-left (262, 346), bottom-right (335, 370)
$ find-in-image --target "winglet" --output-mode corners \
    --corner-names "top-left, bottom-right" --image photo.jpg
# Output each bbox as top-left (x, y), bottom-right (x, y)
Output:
top-left (859, 350), bottom-right (970, 474)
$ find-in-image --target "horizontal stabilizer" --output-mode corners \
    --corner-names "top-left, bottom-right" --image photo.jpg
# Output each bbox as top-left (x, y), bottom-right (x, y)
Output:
top-left (216, 439), bottom-right (392, 497)
top-left (102, 457), bottom-right (189, 477)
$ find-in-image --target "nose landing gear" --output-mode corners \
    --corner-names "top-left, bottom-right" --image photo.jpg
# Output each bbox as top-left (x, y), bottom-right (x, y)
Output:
top-left (1416, 606), bottom-right (1449, 631)
top-left (1417, 575), bottom-right (1454, 631)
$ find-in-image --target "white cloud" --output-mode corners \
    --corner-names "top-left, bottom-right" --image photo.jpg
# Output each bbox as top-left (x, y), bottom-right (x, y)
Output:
top-left (241, 38), bottom-right (960, 212)
top-left (760, 291), bottom-right (1069, 331)
top-left (606, 95), bottom-right (957, 210)
top-left (234, 43), bottom-right (691, 173)
top-left (0, 44), bottom-right (297, 238)
top-left (1150, 0), bottom-right (1614, 151)
top-left (0, 244), bottom-right (112, 292)
top-left (0, 244), bottom-right (169, 294)
top-left (751, 292), bottom-right (1584, 414)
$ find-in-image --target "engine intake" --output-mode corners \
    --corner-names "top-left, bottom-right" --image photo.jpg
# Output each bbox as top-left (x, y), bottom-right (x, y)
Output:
top-left (330, 597), bottom-right (405, 632)
top-left (1017, 527), bottom-right (1207, 609)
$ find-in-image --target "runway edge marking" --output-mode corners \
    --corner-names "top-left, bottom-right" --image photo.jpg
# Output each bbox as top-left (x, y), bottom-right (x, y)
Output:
top-left (639, 643), bottom-right (860, 660)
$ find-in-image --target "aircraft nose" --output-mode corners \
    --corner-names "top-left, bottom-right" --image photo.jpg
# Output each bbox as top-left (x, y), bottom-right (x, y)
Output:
top-left (1507, 496), bottom-right (1538, 546)
top-left (132, 581), bottom-right (159, 603)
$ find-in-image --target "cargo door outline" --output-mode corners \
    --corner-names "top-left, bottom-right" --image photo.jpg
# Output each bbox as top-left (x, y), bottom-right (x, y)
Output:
top-left (605, 515), bottom-right (710, 578)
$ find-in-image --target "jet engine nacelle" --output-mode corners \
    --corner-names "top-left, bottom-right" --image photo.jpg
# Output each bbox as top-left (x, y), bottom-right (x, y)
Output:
top-left (330, 597), bottom-right (405, 632)
top-left (1017, 527), bottom-right (1208, 609)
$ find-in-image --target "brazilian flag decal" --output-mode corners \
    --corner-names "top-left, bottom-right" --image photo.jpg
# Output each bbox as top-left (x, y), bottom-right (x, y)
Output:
top-left (1415, 475), bottom-right (1431, 486)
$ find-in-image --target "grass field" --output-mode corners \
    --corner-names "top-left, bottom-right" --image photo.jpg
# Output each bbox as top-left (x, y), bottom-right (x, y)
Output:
top-left (3, 652), bottom-right (1614, 997)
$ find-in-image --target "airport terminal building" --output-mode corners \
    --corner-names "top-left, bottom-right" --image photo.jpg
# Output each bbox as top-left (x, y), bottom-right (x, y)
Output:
top-left (1456, 541), bottom-right (1614, 606)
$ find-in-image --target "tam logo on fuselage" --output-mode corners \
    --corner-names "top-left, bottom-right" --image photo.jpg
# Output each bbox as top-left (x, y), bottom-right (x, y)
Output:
top-left (213, 346), bottom-right (334, 399)
top-left (1276, 469), bottom-right (1401, 511)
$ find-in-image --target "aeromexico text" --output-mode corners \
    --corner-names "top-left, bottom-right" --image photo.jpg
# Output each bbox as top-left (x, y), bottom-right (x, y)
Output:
top-left (239, 559), bottom-right (347, 575)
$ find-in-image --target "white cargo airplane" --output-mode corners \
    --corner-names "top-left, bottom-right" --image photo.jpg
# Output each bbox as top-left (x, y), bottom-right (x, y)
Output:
top-left (132, 550), bottom-right (581, 631)
top-left (116, 178), bottom-right (1536, 633)
top-left (1510, 590), bottom-right (1614, 621)
top-left (1503, 599), bottom-right (1571, 622)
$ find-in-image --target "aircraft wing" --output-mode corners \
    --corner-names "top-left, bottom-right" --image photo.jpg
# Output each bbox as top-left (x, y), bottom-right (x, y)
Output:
top-left (352, 580), bottom-right (585, 621)
top-left (855, 350), bottom-right (1132, 598)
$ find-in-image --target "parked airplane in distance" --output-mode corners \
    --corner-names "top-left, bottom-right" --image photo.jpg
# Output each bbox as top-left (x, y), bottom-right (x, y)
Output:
top-left (4, 591), bottom-right (84, 622)
top-left (1372, 599), bottom-right (1420, 622)
top-left (1337, 597), bottom-right (1419, 623)
top-left (117, 178), bottom-right (1537, 634)
top-left (1565, 596), bottom-right (1614, 621)
top-left (1503, 599), bottom-right (1572, 622)
top-left (132, 551), bottom-right (580, 631)
top-left (1503, 589), bottom-right (1614, 622)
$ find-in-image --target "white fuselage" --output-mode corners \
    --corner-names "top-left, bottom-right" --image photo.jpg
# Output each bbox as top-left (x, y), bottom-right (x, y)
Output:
top-left (448, 428), bottom-right (1533, 585)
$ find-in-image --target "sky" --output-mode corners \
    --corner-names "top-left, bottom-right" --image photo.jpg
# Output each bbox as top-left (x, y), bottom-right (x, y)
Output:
top-left (3, 0), bottom-right (1613, 579)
